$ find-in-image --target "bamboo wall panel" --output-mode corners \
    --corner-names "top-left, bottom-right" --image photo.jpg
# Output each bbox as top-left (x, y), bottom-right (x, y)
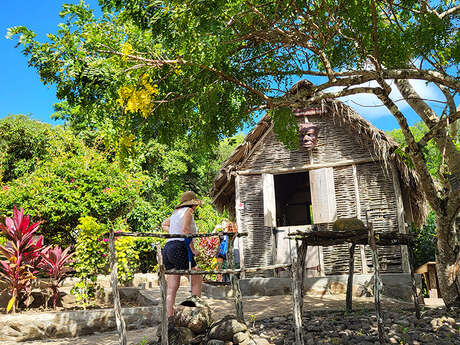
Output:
top-left (357, 162), bottom-right (402, 273)
top-left (322, 166), bottom-right (364, 275)
top-left (241, 129), bottom-right (311, 171)
top-left (239, 175), bottom-right (274, 274)
top-left (241, 115), bottom-right (373, 171)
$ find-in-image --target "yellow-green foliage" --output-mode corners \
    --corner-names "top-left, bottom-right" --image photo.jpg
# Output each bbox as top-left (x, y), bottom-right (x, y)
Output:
top-left (72, 216), bottom-right (140, 305)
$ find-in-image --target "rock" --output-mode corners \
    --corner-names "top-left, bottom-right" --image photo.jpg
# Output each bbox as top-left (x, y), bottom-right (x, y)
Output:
top-left (272, 316), bottom-right (286, 322)
top-left (208, 316), bottom-right (248, 341)
top-left (206, 341), bottom-right (225, 345)
top-left (397, 319), bottom-right (410, 327)
top-left (60, 292), bottom-right (77, 308)
top-left (328, 281), bottom-right (346, 295)
top-left (354, 285), bottom-right (372, 297)
top-left (174, 296), bottom-right (213, 334)
top-left (252, 336), bottom-right (270, 345)
top-left (168, 326), bottom-right (195, 345)
top-left (333, 218), bottom-right (365, 231)
top-left (233, 331), bottom-right (250, 343)
top-left (136, 290), bottom-right (159, 306)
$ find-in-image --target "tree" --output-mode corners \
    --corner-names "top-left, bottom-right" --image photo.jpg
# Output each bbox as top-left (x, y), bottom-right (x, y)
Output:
top-left (9, 1), bottom-right (460, 307)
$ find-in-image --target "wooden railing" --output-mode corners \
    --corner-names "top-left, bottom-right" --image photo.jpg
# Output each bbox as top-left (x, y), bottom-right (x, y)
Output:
top-left (107, 229), bottom-right (292, 345)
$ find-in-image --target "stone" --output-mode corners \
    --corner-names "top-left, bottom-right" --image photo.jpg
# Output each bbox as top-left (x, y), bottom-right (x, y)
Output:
top-left (252, 336), bottom-right (270, 345)
top-left (397, 319), bottom-right (410, 327)
top-left (136, 290), bottom-right (159, 306)
top-left (354, 285), bottom-right (372, 297)
top-left (272, 316), bottom-right (287, 322)
top-left (233, 331), bottom-right (250, 343)
top-left (208, 316), bottom-right (248, 341)
top-left (0, 306), bottom-right (159, 342)
top-left (328, 281), bottom-right (346, 295)
top-left (333, 218), bottom-right (365, 231)
top-left (206, 341), bottom-right (224, 345)
top-left (60, 292), bottom-right (77, 308)
top-left (174, 296), bottom-right (213, 334)
top-left (167, 326), bottom-right (195, 345)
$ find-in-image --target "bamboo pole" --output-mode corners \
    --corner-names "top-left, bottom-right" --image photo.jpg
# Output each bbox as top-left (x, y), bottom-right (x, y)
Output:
top-left (105, 231), bottom-right (248, 239)
top-left (156, 244), bottom-right (168, 345)
top-left (163, 263), bottom-right (292, 275)
top-left (369, 224), bottom-right (384, 344)
top-left (346, 243), bottom-right (356, 313)
top-left (109, 226), bottom-right (127, 345)
top-left (408, 244), bottom-right (421, 319)
top-left (291, 239), bottom-right (307, 345)
top-left (228, 234), bottom-right (244, 321)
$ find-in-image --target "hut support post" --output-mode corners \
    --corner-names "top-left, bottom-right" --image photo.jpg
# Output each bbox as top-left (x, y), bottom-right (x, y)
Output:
top-left (109, 227), bottom-right (127, 345)
top-left (369, 225), bottom-right (384, 344)
top-left (156, 244), bottom-right (169, 345)
top-left (408, 244), bottom-right (421, 319)
top-left (228, 234), bottom-right (244, 321)
top-left (346, 243), bottom-right (356, 313)
top-left (291, 240), bottom-right (307, 345)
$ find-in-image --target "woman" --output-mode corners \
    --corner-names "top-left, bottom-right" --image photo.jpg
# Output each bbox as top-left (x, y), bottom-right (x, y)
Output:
top-left (161, 191), bottom-right (203, 318)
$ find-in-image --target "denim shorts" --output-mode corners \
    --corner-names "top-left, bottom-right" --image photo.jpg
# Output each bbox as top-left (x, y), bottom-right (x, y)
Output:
top-left (162, 241), bottom-right (197, 270)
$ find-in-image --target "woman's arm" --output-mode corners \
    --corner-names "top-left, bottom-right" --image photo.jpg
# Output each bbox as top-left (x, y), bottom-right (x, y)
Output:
top-left (161, 218), bottom-right (171, 232)
top-left (182, 208), bottom-right (200, 255)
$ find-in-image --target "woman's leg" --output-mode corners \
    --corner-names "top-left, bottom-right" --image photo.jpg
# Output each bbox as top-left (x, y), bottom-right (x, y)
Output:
top-left (167, 274), bottom-right (180, 317)
top-left (216, 257), bottom-right (224, 282)
top-left (191, 266), bottom-right (202, 297)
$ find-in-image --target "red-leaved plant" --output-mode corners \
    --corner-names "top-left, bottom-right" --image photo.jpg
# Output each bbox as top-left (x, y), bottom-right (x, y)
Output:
top-left (39, 246), bottom-right (74, 309)
top-left (0, 206), bottom-right (44, 313)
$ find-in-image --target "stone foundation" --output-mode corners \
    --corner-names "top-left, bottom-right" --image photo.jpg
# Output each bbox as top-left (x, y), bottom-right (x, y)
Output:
top-left (0, 306), bottom-right (160, 342)
top-left (203, 273), bottom-right (422, 301)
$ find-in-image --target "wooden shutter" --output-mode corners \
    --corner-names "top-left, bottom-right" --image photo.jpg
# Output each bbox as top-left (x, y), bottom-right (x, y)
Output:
top-left (263, 173), bottom-right (276, 227)
top-left (309, 167), bottom-right (337, 223)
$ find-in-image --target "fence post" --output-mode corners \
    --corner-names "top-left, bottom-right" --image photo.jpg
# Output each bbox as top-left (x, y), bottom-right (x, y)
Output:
top-left (369, 224), bottom-right (384, 344)
top-left (109, 226), bottom-right (127, 345)
top-left (346, 243), bottom-right (356, 313)
top-left (228, 234), bottom-right (244, 321)
top-left (156, 243), bottom-right (169, 345)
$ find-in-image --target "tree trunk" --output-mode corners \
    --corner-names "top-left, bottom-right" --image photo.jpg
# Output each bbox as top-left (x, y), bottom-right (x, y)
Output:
top-left (435, 214), bottom-right (460, 309)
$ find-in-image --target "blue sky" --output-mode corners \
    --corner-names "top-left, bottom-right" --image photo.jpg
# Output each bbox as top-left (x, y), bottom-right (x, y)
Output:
top-left (0, 1), bottom-right (452, 133)
top-left (0, 1), bottom-right (99, 126)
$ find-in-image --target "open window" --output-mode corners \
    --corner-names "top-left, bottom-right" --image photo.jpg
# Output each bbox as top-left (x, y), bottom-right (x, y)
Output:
top-left (263, 168), bottom-right (337, 227)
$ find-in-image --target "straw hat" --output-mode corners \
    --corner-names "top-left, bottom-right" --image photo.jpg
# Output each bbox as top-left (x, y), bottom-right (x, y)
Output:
top-left (176, 191), bottom-right (204, 208)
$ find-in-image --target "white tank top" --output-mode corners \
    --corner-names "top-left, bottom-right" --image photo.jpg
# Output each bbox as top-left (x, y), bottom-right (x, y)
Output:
top-left (166, 207), bottom-right (197, 243)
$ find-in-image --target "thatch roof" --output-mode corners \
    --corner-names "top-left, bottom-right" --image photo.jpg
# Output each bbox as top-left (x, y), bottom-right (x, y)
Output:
top-left (211, 82), bottom-right (427, 227)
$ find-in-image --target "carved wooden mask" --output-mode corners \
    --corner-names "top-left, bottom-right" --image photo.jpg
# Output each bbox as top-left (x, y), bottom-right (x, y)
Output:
top-left (298, 122), bottom-right (319, 149)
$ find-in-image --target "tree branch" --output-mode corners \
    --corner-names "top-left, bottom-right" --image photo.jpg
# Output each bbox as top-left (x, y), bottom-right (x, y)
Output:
top-left (373, 87), bottom-right (442, 211)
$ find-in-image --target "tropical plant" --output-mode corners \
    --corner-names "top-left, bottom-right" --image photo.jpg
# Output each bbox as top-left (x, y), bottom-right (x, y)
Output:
top-left (39, 246), bottom-right (74, 309)
top-left (0, 206), bottom-right (44, 313)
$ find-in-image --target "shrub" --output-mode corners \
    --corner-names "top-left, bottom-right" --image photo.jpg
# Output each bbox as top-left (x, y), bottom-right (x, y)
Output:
top-left (0, 206), bottom-right (44, 313)
top-left (39, 246), bottom-right (74, 309)
top-left (0, 148), bottom-right (147, 246)
top-left (72, 216), bottom-right (140, 306)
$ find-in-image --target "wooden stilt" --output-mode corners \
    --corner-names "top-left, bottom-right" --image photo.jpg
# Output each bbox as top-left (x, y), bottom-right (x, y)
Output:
top-left (408, 244), bottom-right (421, 319)
top-left (228, 234), bottom-right (244, 321)
top-left (346, 243), bottom-right (356, 313)
top-left (291, 240), bottom-right (307, 345)
top-left (369, 224), bottom-right (384, 344)
top-left (109, 226), bottom-right (127, 345)
top-left (156, 244), bottom-right (169, 345)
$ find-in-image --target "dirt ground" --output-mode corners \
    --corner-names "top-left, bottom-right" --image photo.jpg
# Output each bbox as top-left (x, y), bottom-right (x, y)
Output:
top-left (4, 294), bottom-right (435, 345)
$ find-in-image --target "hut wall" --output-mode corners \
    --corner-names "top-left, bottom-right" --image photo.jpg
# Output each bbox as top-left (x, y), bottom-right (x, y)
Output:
top-left (241, 114), bottom-right (373, 171)
top-left (238, 174), bottom-right (274, 274)
top-left (357, 162), bottom-right (402, 273)
top-left (321, 165), bottom-right (364, 275)
top-left (237, 113), bottom-right (404, 275)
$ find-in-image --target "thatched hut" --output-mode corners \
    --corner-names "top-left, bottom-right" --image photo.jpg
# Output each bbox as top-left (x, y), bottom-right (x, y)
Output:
top-left (211, 81), bottom-right (426, 279)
